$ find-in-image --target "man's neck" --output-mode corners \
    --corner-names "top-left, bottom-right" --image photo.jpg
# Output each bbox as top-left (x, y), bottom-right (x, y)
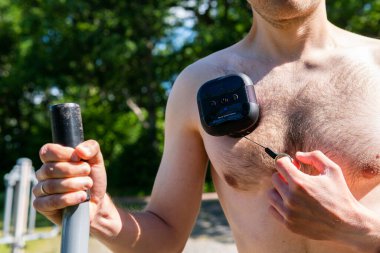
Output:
top-left (244, 3), bottom-right (336, 63)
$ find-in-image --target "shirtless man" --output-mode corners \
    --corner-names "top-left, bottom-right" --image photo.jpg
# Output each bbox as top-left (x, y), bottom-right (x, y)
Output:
top-left (33, 0), bottom-right (380, 252)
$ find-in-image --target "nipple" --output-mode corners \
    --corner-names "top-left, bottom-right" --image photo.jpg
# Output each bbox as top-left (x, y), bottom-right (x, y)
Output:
top-left (361, 166), bottom-right (380, 179)
top-left (359, 152), bottom-right (380, 179)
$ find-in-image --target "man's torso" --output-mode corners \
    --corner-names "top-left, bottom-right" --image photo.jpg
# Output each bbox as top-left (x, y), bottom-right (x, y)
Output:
top-left (194, 38), bottom-right (380, 252)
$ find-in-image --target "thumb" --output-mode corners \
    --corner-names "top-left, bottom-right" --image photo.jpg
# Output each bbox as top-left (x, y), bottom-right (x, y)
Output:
top-left (275, 154), bottom-right (304, 184)
top-left (75, 140), bottom-right (107, 204)
top-left (75, 139), bottom-right (104, 166)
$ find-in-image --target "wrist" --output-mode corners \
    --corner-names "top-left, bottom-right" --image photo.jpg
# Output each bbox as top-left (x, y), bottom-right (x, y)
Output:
top-left (90, 193), bottom-right (122, 239)
top-left (89, 194), bottom-right (145, 252)
top-left (339, 204), bottom-right (380, 253)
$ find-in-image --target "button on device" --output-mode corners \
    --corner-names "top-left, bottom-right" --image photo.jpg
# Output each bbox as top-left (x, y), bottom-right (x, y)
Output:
top-left (221, 97), bottom-right (229, 104)
top-left (209, 100), bottom-right (217, 106)
top-left (233, 94), bottom-right (239, 101)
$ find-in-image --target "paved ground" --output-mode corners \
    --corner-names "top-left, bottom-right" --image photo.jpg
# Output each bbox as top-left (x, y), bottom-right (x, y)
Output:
top-left (89, 193), bottom-right (238, 253)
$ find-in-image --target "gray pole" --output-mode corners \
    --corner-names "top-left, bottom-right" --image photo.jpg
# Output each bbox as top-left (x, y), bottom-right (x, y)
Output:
top-left (3, 175), bottom-right (14, 237)
top-left (12, 158), bottom-right (32, 253)
top-left (28, 178), bottom-right (37, 234)
top-left (50, 103), bottom-right (89, 253)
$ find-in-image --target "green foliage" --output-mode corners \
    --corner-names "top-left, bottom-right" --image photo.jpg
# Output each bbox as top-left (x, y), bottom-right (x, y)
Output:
top-left (327, 0), bottom-right (380, 37)
top-left (0, 0), bottom-right (177, 195)
top-left (0, 1), bottom-right (379, 195)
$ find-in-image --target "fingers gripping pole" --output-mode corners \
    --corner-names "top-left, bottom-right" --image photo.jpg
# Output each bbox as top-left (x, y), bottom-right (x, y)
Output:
top-left (50, 103), bottom-right (89, 253)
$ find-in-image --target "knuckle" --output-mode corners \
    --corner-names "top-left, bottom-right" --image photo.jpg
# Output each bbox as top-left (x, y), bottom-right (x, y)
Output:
top-left (332, 165), bottom-right (342, 172)
top-left (44, 164), bottom-right (56, 177)
top-left (43, 181), bottom-right (52, 193)
top-left (311, 150), bottom-right (323, 158)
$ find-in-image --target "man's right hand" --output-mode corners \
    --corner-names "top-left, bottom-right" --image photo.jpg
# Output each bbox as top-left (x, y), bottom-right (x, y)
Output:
top-left (33, 140), bottom-right (107, 225)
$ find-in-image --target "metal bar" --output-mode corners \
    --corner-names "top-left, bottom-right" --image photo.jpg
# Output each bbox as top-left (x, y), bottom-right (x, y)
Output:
top-left (12, 158), bottom-right (32, 253)
top-left (28, 171), bottom-right (38, 233)
top-left (23, 225), bottom-right (60, 241)
top-left (0, 159), bottom-right (61, 247)
top-left (28, 185), bottom-right (36, 233)
top-left (3, 179), bottom-right (14, 237)
top-left (50, 103), bottom-right (89, 253)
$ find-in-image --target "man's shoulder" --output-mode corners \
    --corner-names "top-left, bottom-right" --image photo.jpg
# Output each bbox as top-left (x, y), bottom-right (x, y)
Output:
top-left (166, 47), bottom-right (242, 131)
top-left (364, 38), bottom-right (380, 67)
top-left (353, 36), bottom-right (380, 68)
top-left (185, 47), bottom-right (239, 78)
top-left (174, 46), bottom-right (240, 91)
top-left (337, 29), bottom-right (380, 65)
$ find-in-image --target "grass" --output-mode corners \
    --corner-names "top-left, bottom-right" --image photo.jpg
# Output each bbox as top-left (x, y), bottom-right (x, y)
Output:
top-left (0, 194), bottom-right (147, 253)
top-left (0, 227), bottom-right (61, 253)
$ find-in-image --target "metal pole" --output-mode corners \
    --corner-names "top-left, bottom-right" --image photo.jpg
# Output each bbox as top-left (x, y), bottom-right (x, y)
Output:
top-left (12, 158), bottom-right (32, 253)
top-left (3, 174), bottom-right (15, 237)
top-left (28, 177), bottom-right (37, 234)
top-left (50, 103), bottom-right (89, 253)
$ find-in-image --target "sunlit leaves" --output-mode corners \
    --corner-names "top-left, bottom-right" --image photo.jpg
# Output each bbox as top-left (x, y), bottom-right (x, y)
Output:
top-left (0, 0), bottom-right (379, 195)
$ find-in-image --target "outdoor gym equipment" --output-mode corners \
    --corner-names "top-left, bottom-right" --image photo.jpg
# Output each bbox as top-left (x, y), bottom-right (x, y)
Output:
top-left (0, 158), bottom-right (59, 253)
top-left (50, 103), bottom-right (89, 253)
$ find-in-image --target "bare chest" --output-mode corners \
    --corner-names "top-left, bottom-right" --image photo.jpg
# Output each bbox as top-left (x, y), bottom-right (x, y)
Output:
top-left (201, 62), bottom-right (380, 191)
top-left (217, 184), bottom-right (380, 253)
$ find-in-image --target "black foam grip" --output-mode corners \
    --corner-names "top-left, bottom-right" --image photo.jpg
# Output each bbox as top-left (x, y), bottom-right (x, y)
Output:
top-left (50, 103), bottom-right (84, 147)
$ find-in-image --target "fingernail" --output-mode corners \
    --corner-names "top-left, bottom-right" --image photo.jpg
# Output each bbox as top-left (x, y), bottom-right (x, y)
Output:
top-left (81, 164), bottom-right (91, 174)
top-left (81, 146), bottom-right (91, 157)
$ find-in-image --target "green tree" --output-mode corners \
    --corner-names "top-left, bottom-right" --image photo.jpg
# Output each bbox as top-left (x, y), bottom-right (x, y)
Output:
top-left (0, 0), bottom-right (379, 196)
top-left (327, 0), bottom-right (380, 37)
top-left (0, 0), bottom-right (181, 195)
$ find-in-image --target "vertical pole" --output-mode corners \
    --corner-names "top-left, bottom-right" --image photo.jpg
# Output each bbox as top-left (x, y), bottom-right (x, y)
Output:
top-left (50, 103), bottom-right (89, 253)
top-left (3, 175), bottom-right (14, 237)
top-left (28, 184), bottom-right (37, 233)
top-left (28, 172), bottom-right (38, 233)
top-left (12, 158), bottom-right (32, 253)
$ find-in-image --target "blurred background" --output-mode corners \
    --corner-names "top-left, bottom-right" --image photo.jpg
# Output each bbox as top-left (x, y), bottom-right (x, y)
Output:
top-left (0, 0), bottom-right (379, 252)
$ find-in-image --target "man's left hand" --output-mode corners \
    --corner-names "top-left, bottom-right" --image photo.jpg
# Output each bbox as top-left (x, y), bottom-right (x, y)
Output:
top-left (269, 150), bottom-right (380, 251)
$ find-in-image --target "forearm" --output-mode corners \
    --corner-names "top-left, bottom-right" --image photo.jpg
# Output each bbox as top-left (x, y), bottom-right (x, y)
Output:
top-left (90, 194), bottom-right (185, 253)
